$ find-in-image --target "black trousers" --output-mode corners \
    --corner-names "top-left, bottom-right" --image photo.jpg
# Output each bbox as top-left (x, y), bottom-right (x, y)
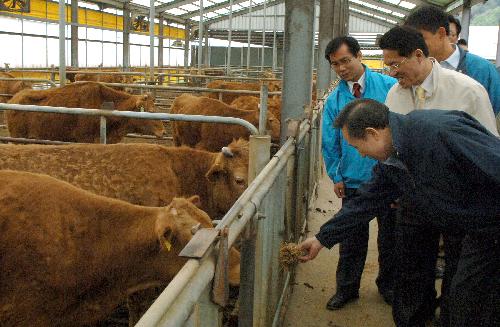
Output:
top-left (392, 208), bottom-right (500, 327)
top-left (335, 188), bottom-right (396, 295)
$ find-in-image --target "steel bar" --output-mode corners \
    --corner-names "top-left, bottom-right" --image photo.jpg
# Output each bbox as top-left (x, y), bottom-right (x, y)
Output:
top-left (71, 0), bottom-right (78, 67)
top-left (149, 0), bottom-right (155, 81)
top-left (317, 0), bottom-right (335, 97)
top-left (0, 104), bottom-right (259, 135)
top-left (123, 3), bottom-right (131, 70)
top-left (258, 83), bottom-right (269, 135)
top-left (58, 0), bottom-right (66, 86)
top-left (98, 82), bottom-right (282, 96)
top-left (0, 136), bottom-right (75, 145)
top-left (261, 0), bottom-right (267, 70)
top-left (226, 0), bottom-right (234, 75)
top-left (247, 0), bottom-right (253, 70)
top-left (0, 78), bottom-right (57, 87)
top-left (158, 13), bottom-right (164, 68)
top-left (198, 0), bottom-right (204, 72)
top-left (281, 0), bottom-right (315, 143)
top-left (155, 72), bottom-right (280, 81)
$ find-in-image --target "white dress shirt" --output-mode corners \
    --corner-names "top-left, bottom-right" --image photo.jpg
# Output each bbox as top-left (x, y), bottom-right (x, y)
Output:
top-left (411, 62), bottom-right (435, 99)
top-left (347, 71), bottom-right (366, 96)
top-left (440, 45), bottom-right (460, 70)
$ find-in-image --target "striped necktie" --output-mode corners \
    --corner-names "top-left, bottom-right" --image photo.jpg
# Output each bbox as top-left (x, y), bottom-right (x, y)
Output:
top-left (415, 85), bottom-right (426, 109)
top-left (353, 82), bottom-right (361, 98)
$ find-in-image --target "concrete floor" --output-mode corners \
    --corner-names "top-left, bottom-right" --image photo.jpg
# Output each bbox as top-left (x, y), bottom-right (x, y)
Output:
top-left (283, 173), bottom-right (395, 327)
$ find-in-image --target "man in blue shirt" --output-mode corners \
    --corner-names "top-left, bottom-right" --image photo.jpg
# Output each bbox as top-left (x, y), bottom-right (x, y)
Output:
top-left (321, 36), bottom-right (397, 309)
top-left (405, 5), bottom-right (500, 116)
top-left (300, 99), bottom-right (500, 327)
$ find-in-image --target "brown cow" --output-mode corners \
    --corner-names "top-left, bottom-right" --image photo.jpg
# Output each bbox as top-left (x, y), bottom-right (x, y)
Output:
top-left (0, 72), bottom-right (31, 103)
top-left (0, 139), bottom-right (248, 218)
top-left (0, 170), bottom-right (240, 327)
top-left (6, 81), bottom-right (165, 143)
top-left (205, 80), bottom-right (281, 104)
top-left (74, 72), bottom-right (134, 84)
top-left (171, 94), bottom-right (280, 151)
top-left (230, 95), bottom-right (282, 122)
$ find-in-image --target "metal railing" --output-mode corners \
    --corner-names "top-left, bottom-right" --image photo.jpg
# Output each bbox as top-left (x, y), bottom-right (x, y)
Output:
top-left (0, 103), bottom-right (259, 144)
top-left (135, 96), bottom-right (324, 327)
top-left (0, 77), bottom-right (57, 88)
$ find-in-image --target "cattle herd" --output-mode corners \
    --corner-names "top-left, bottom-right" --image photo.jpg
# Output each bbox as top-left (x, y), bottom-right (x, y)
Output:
top-left (0, 71), bottom-right (284, 326)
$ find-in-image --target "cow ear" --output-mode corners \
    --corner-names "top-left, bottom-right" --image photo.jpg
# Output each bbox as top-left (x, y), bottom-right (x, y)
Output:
top-left (155, 213), bottom-right (176, 252)
top-left (205, 154), bottom-right (226, 182)
top-left (187, 195), bottom-right (202, 208)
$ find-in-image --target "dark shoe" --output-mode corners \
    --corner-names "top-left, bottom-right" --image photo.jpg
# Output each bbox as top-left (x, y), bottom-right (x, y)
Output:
top-left (326, 292), bottom-right (359, 310)
top-left (380, 289), bottom-right (394, 305)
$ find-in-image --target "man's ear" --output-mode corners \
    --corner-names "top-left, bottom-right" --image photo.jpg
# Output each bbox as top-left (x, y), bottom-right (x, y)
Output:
top-left (357, 50), bottom-right (363, 61)
top-left (438, 26), bottom-right (447, 39)
top-left (365, 127), bottom-right (379, 139)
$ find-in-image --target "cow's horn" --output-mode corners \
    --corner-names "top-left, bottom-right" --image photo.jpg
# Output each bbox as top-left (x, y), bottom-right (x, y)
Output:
top-left (222, 147), bottom-right (234, 157)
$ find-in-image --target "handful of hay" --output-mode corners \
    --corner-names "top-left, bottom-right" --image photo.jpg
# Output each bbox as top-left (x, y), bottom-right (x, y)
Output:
top-left (279, 243), bottom-right (304, 269)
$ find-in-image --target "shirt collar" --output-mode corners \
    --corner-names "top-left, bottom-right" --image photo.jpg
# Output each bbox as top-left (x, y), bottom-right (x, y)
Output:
top-left (347, 69), bottom-right (366, 95)
top-left (441, 44), bottom-right (460, 70)
top-left (411, 60), bottom-right (435, 98)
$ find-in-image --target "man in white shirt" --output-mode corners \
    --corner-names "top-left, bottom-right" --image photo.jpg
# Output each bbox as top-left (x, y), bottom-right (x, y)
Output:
top-left (378, 25), bottom-right (498, 327)
top-left (379, 26), bottom-right (498, 136)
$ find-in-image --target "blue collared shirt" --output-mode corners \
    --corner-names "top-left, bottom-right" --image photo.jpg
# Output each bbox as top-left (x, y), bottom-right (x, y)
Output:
top-left (322, 66), bottom-right (396, 188)
top-left (317, 110), bottom-right (500, 249)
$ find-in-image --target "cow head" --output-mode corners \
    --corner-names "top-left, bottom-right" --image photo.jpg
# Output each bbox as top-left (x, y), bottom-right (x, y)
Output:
top-left (155, 196), bottom-right (212, 254)
top-left (135, 94), bottom-right (155, 112)
top-left (154, 196), bottom-right (240, 285)
top-left (129, 94), bottom-right (166, 138)
top-left (205, 139), bottom-right (249, 216)
top-left (9, 81), bottom-right (32, 95)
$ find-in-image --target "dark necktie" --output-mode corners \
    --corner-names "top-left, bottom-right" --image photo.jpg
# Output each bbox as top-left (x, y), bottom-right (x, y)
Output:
top-left (353, 82), bottom-right (361, 98)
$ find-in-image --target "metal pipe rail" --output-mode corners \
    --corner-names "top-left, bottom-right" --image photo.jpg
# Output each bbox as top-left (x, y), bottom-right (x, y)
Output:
top-left (156, 73), bottom-right (281, 82)
top-left (99, 82), bottom-right (282, 96)
top-left (66, 71), bottom-right (147, 76)
top-left (0, 103), bottom-right (259, 136)
top-left (0, 78), bottom-right (57, 87)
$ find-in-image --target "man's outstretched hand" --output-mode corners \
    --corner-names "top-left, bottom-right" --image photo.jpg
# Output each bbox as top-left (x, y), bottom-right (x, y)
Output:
top-left (298, 236), bottom-right (324, 262)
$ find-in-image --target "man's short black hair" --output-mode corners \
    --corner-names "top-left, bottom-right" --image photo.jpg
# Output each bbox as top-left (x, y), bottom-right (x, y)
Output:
top-left (458, 38), bottom-right (468, 46)
top-left (448, 15), bottom-right (462, 35)
top-left (378, 26), bottom-right (429, 57)
top-left (405, 5), bottom-right (449, 35)
top-left (334, 99), bottom-right (390, 138)
top-left (324, 36), bottom-right (361, 63)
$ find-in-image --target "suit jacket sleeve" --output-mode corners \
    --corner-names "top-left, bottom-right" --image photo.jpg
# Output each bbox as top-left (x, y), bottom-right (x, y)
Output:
top-left (315, 163), bottom-right (402, 249)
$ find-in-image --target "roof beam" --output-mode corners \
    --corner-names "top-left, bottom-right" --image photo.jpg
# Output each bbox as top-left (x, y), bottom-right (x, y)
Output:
top-left (181, 0), bottom-right (250, 19)
top-left (205, 0), bottom-right (284, 26)
top-left (352, 0), bottom-right (409, 16)
top-left (349, 3), bottom-right (403, 24)
top-left (155, 0), bottom-right (194, 12)
top-left (84, 0), bottom-right (187, 24)
top-left (350, 10), bottom-right (395, 28)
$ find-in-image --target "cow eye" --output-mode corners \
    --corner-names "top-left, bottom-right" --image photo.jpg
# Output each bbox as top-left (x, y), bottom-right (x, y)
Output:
top-left (235, 176), bottom-right (245, 185)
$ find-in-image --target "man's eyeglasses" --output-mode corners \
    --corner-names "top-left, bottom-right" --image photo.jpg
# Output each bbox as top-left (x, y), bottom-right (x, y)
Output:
top-left (383, 57), bottom-right (410, 73)
top-left (330, 56), bottom-right (355, 68)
